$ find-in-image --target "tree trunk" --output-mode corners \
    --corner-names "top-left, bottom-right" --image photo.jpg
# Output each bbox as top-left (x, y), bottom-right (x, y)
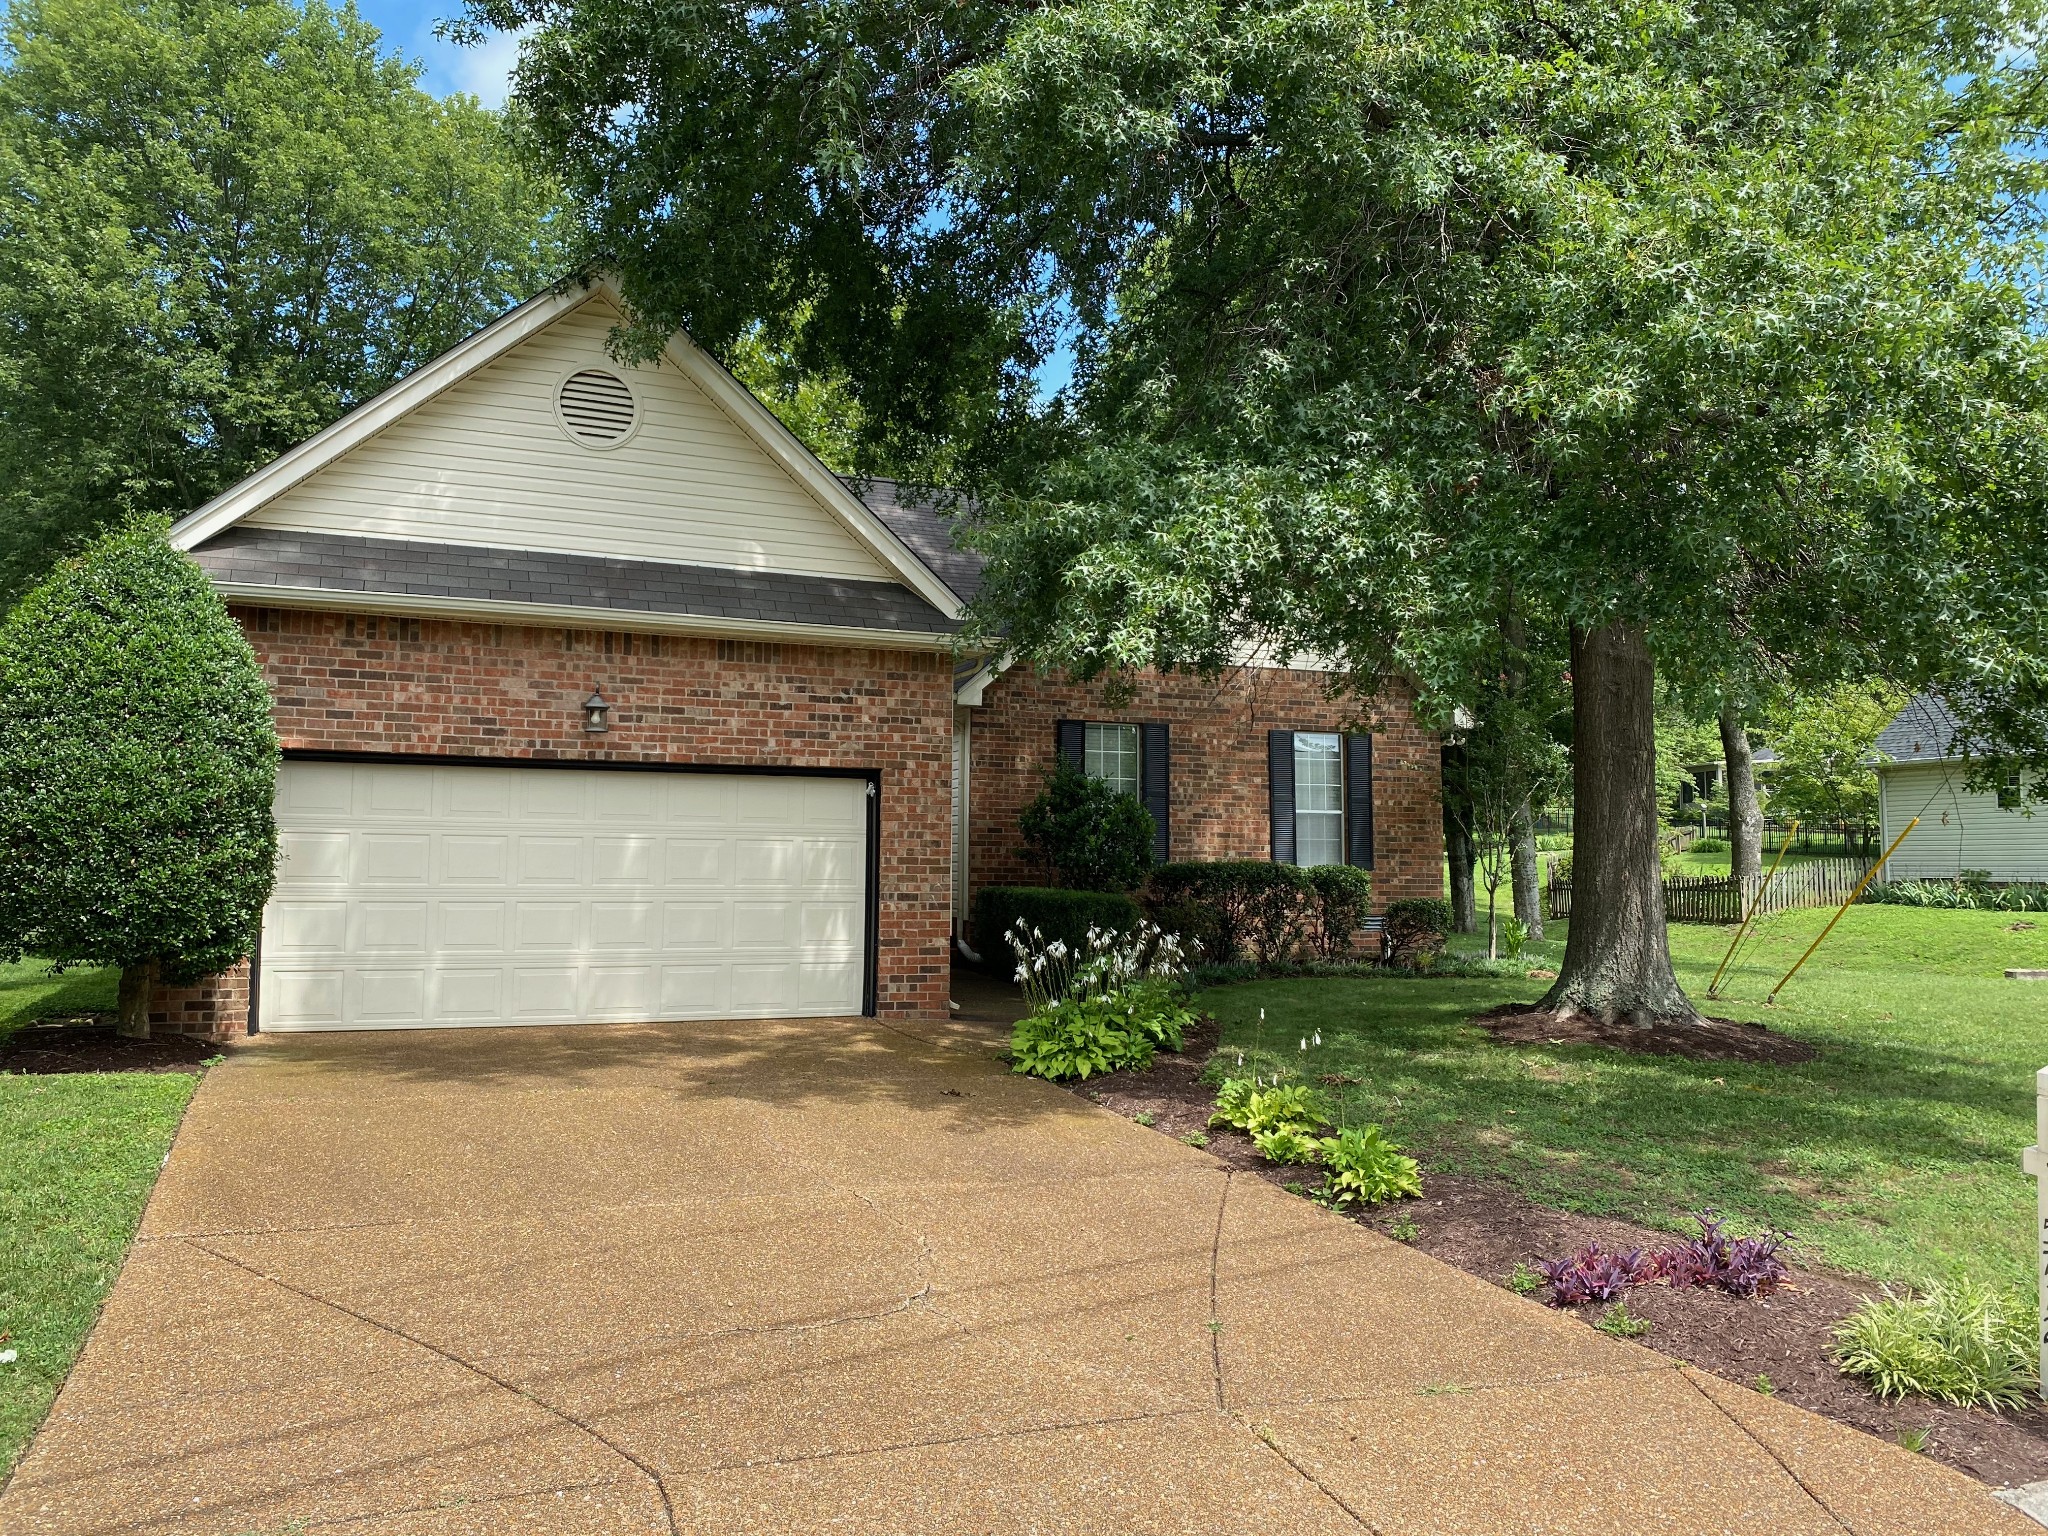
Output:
top-left (1719, 704), bottom-right (1762, 882)
top-left (1510, 796), bottom-right (1544, 940)
top-left (1539, 624), bottom-right (1700, 1025)
top-left (116, 961), bottom-right (156, 1040)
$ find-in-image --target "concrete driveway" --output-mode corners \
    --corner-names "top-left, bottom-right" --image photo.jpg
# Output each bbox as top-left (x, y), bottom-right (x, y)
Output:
top-left (1, 1015), bottom-right (2025, 1535)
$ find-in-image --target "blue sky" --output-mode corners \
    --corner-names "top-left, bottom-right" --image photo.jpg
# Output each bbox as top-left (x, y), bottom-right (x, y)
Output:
top-left (351, 3), bottom-right (523, 107)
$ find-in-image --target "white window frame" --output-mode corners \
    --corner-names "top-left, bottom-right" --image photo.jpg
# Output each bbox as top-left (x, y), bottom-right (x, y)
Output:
top-left (1293, 731), bottom-right (1345, 867)
top-left (1084, 722), bottom-right (1143, 800)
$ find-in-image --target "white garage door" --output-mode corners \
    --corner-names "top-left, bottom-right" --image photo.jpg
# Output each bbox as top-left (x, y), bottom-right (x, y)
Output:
top-left (260, 761), bottom-right (869, 1030)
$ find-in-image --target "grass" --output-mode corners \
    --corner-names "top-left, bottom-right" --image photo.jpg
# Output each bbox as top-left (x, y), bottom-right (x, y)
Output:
top-left (0, 960), bottom-right (195, 1478)
top-left (1832, 1278), bottom-right (2039, 1409)
top-left (1206, 906), bottom-right (2047, 1293)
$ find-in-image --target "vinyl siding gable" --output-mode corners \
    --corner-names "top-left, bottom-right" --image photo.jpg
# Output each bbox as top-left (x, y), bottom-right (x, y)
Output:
top-left (244, 296), bottom-right (895, 582)
top-left (1878, 762), bottom-right (2048, 882)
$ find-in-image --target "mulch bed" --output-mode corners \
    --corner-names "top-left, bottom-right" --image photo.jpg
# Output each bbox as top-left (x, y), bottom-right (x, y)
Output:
top-left (1069, 1017), bottom-right (2048, 1490)
top-left (0, 1016), bottom-right (223, 1075)
top-left (1471, 1002), bottom-right (1818, 1064)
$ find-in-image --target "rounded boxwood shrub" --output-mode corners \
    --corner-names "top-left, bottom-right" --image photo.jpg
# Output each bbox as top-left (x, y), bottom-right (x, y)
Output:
top-left (0, 522), bottom-right (279, 1035)
top-left (1018, 758), bottom-right (1155, 891)
top-left (1382, 897), bottom-right (1453, 970)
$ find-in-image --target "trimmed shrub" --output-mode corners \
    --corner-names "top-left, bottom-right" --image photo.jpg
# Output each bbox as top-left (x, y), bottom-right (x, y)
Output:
top-left (1018, 758), bottom-right (1155, 891)
top-left (1383, 898), bottom-right (1453, 970)
top-left (1303, 865), bottom-right (1373, 960)
top-left (1147, 861), bottom-right (1311, 962)
top-left (1690, 836), bottom-right (1729, 853)
top-left (0, 522), bottom-right (278, 1034)
top-left (971, 886), bottom-right (1143, 961)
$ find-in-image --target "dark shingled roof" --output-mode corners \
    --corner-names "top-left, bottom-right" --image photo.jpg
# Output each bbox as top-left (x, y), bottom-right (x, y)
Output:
top-left (191, 526), bottom-right (962, 636)
top-left (847, 477), bottom-right (985, 604)
top-left (1874, 693), bottom-right (1964, 765)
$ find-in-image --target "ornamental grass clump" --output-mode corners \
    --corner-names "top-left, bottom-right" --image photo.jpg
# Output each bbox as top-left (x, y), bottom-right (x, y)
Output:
top-left (1832, 1279), bottom-right (2038, 1410)
top-left (1006, 919), bottom-right (1196, 1080)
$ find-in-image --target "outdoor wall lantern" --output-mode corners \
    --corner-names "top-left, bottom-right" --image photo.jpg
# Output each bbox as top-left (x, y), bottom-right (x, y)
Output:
top-left (583, 687), bottom-right (611, 733)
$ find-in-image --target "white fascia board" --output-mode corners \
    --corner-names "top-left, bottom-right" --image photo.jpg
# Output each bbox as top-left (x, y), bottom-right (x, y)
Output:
top-left (210, 582), bottom-right (959, 652)
top-left (170, 283), bottom-right (596, 552)
top-left (651, 311), bottom-right (964, 621)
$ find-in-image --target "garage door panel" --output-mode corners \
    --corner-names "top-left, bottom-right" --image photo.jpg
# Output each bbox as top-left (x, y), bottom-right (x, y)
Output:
top-left (661, 903), bottom-right (726, 948)
top-left (266, 969), bottom-right (345, 1026)
top-left (266, 901), bottom-right (347, 955)
top-left (354, 970), bottom-right (427, 1024)
top-left (664, 839), bottom-right (728, 886)
top-left (514, 902), bottom-right (583, 950)
top-left (591, 902), bottom-right (658, 949)
top-left (357, 834), bottom-right (432, 885)
top-left (593, 836), bottom-right (658, 884)
top-left (511, 968), bottom-right (581, 1019)
top-left (278, 832), bottom-right (349, 886)
top-left (261, 764), bottom-right (868, 1031)
top-left (516, 836), bottom-right (584, 884)
top-left (431, 969), bottom-right (504, 1021)
top-left (440, 835), bottom-right (510, 884)
top-left (438, 903), bottom-right (508, 950)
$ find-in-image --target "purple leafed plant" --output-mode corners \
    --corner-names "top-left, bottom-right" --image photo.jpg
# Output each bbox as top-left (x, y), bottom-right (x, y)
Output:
top-left (1540, 1213), bottom-right (1789, 1307)
top-left (1537, 1243), bottom-right (1652, 1306)
top-left (1649, 1212), bottom-right (1790, 1298)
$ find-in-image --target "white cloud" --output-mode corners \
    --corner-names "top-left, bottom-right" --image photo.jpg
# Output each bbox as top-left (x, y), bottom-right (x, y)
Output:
top-left (411, 21), bottom-right (530, 110)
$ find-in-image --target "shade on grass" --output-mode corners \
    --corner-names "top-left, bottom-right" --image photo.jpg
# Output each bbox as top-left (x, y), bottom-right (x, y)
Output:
top-left (1206, 907), bottom-right (2046, 1292)
top-left (0, 960), bottom-right (192, 1476)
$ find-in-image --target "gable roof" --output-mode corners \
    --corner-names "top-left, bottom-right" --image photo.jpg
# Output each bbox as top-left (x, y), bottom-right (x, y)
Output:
top-left (169, 275), bottom-right (965, 625)
top-left (846, 477), bottom-right (985, 604)
top-left (1874, 693), bottom-right (1964, 766)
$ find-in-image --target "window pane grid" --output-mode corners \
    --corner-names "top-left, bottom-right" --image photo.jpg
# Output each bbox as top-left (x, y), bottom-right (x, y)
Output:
top-left (1294, 733), bottom-right (1343, 867)
top-left (1084, 723), bottom-right (1141, 799)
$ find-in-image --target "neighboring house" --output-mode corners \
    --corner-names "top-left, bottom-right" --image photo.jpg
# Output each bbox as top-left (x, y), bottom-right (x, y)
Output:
top-left (1872, 694), bottom-right (2048, 882)
top-left (152, 275), bottom-right (1440, 1037)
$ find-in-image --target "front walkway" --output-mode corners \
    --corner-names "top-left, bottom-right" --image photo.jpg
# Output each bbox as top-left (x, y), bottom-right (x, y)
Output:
top-left (1, 1014), bottom-right (2023, 1534)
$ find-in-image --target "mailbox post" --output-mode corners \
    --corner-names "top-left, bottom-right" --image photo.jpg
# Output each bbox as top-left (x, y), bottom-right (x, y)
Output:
top-left (2028, 1068), bottom-right (2048, 1401)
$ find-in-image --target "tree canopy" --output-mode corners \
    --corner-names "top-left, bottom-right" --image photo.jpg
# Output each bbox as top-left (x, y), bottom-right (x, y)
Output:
top-left (478, 0), bottom-right (2048, 1018)
top-left (0, 0), bottom-right (567, 597)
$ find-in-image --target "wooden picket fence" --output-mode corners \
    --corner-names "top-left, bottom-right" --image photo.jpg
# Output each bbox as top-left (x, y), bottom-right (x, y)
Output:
top-left (1548, 857), bottom-right (1875, 925)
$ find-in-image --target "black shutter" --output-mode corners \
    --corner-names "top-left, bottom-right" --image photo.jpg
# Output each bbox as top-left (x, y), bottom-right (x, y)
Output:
top-left (1140, 722), bottom-right (1170, 864)
top-left (1346, 734), bottom-right (1375, 869)
top-left (1055, 719), bottom-right (1085, 771)
top-left (1269, 730), bottom-right (1296, 865)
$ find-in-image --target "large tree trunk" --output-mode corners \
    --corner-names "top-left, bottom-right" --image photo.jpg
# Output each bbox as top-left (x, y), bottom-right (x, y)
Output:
top-left (1540, 624), bottom-right (1700, 1025)
top-left (1510, 796), bottom-right (1544, 940)
top-left (116, 961), bottom-right (156, 1040)
top-left (1442, 745), bottom-right (1478, 933)
top-left (1719, 704), bottom-right (1763, 882)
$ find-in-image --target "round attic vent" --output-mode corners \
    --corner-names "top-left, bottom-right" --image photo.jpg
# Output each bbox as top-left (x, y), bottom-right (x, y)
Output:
top-left (555, 368), bottom-right (639, 447)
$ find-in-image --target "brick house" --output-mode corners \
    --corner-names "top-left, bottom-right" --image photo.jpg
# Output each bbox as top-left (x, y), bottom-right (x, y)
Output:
top-left (156, 276), bottom-right (1440, 1037)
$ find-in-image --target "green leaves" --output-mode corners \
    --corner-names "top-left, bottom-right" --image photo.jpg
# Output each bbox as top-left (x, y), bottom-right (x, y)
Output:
top-left (0, 0), bottom-right (565, 595)
top-left (0, 523), bottom-right (278, 980)
top-left (1316, 1125), bottom-right (1425, 1206)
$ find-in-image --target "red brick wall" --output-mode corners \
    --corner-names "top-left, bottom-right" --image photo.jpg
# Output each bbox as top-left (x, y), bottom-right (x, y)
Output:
top-left (152, 962), bottom-right (250, 1041)
top-left (964, 666), bottom-right (1441, 934)
top-left (153, 607), bottom-right (956, 1033)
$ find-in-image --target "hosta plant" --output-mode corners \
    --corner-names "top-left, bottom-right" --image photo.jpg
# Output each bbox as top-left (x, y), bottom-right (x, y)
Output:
top-left (1315, 1126), bottom-right (1422, 1206)
top-left (1209, 1079), bottom-right (1332, 1137)
top-left (1833, 1279), bottom-right (2038, 1410)
top-left (1007, 921), bottom-right (1197, 1081)
top-left (1250, 1125), bottom-right (1324, 1165)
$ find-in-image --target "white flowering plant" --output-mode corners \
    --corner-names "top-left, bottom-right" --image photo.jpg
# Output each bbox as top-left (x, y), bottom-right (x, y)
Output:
top-left (1006, 919), bottom-right (1199, 1081)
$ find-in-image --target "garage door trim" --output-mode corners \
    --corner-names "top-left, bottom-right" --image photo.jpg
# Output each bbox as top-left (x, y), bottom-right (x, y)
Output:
top-left (254, 749), bottom-right (884, 1030)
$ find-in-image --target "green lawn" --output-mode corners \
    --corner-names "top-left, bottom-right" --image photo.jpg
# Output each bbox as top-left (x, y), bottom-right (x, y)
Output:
top-left (1207, 907), bottom-right (2046, 1293)
top-left (0, 961), bottom-right (195, 1478)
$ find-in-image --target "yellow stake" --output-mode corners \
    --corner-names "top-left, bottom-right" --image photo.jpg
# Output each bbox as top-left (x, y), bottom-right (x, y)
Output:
top-left (1766, 818), bottom-right (1918, 1004)
top-left (1707, 819), bottom-right (1800, 1000)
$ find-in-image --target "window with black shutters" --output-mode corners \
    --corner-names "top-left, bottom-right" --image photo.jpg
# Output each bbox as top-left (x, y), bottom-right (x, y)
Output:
top-left (1270, 729), bottom-right (1374, 869)
top-left (1056, 718), bottom-right (1170, 862)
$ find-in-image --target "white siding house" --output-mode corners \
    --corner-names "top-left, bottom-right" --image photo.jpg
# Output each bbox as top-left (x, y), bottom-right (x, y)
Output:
top-left (1873, 695), bottom-right (2048, 882)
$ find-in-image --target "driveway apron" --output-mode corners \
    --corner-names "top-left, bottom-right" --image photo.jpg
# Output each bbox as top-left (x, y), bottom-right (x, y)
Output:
top-left (0, 1016), bottom-right (2026, 1535)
